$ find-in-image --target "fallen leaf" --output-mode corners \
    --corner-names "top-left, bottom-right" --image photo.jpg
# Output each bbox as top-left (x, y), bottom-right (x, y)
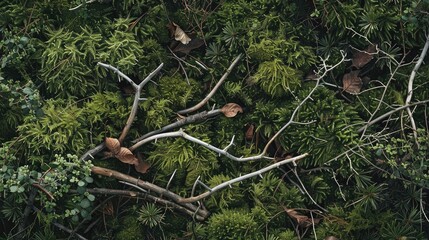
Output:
top-left (221, 103), bottom-right (243, 118)
top-left (351, 44), bottom-right (377, 69)
top-left (134, 159), bottom-right (151, 174)
top-left (283, 207), bottom-right (321, 228)
top-left (116, 147), bottom-right (139, 164)
top-left (105, 137), bottom-right (121, 155)
top-left (325, 236), bottom-right (339, 240)
top-left (245, 124), bottom-right (254, 141)
top-left (342, 70), bottom-right (362, 94)
top-left (172, 38), bottom-right (205, 54)
top-left (100, 201), bottom-right (114, 216)
top-left (172, 22), bottom-right (191, 44)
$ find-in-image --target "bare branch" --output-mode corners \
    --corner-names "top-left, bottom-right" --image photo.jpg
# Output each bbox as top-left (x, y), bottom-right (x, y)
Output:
top-left (80, 188), bottom-right (206, 221)
top-left (133, 109), bottom-right (222, 143)
top-left (262, 51), bottom-right (348, 155)
top-left (69, 0), bottom-right (97, 11)
top-left (91, 165), bottom-right (210, 218)
top-left (179, 153), bottom-right (309, 203)
top-left (98, 62), bottom-right (164, 143)
top-left (405, 34), bottom-right (429, 148)
top-left (177, 54), bottom-right (242, 115)
top-left (129, 129), bottom-right (273, 161)
top-left (357, 99), bottom-right (429, 133)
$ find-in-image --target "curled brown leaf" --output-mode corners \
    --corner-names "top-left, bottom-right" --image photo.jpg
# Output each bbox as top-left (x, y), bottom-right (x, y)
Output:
top-left (283, 206), bottom-right (321, 228)
top-left (221, 103), bottom-right (243, 118)
top-left (172, 22), bottom-right (191, 45)
top-left (105, 137), bottom-right (121, 155)
top-left (116, 147), bottom-right (139, 164)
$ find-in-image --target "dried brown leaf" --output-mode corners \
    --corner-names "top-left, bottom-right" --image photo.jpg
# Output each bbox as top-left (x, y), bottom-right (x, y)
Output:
top-left (283, 207), bottom-right (321, 228)
top-left (105, 137), bottom-right (121, 155)
top-left (221, 103), bottom-right (243, 118)
top-left (342, 70), bottom-right (362, 94)
top-left (116, 147), bottom-right (138, 164)
top-left (352, 44), bottom-right (377, 69)
top-left (173, 22), bottom-right (191, 45)
top-left (245, 124), bottom-right (254, 141)
top-left (166, 22), bottom-right (176, 37)
top-left (325, 236), bottom-right (339, 240)
top-left (101, 201), bottom-right (114, 216)
top-left (172, 38), bottom-right (205, 54)
top-left (134, 159), bottom-right (151, 174)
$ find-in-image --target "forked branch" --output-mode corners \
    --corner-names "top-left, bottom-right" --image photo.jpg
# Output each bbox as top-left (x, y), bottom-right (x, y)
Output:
top-left (97, 62), bottom-right (164, 143)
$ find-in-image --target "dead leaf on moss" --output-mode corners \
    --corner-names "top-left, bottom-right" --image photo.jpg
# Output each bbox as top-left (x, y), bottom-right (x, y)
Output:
top-left (134, 160), bottom-right (151, 174)
top-left (221, 103), bottom-right (243, 118)
top-left (170, 22), bottom-right (191, 44)
top-left (351, 44), bottom-right (377, 69)
top-left (283, 206), bottom-right (321, 228)
top-left (245, 124), bottom-right (254, 141)
top-left (116, 147), bottom-right (138, 164)
top-left (342, 70), bottom-right (362, 94)
top-left (325, 236), bottom-right (339, 240)
top-left (104, 137), bottom-right (147, 173)
top-left (105, 137), bottom-right (120, 155)
top-left (172, 38), bottom-right (205, 54)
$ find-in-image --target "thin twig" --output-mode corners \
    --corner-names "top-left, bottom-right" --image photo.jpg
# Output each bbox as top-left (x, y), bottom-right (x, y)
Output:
top-left (262, 51), bottom-right (348, 155)
top-left (177, 54), bottom-right (242, 115)
top-left (357, 99), bottom-right (429, 133)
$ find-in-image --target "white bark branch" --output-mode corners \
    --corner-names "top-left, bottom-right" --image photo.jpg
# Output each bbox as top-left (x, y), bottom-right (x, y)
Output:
top-left (405, 34), bottom-right (429, 148)
top-left (97, 62), bottom-right (164, 143)
top-left (177, 54), bottom-right (242, 115)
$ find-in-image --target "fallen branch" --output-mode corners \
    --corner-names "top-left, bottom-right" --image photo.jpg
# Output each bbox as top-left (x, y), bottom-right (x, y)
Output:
top-left (179, 153), bottom-right (309, 203)
top-left (261, 51), bottom-right (348, 155)
top-left (97, 62), bottom-right (164, 143)
top-left (357, 99), bottom-right (429, 133)
top-left (133, 109), bottom-right (222, 143)
top-left (177, 54), bottom-right (242, 115)
top-left (80, 188), bottom-right (207, 221)
top-left (129, 129), bottom-right (273, 161)
top-left (90, 165), bottom-right (209, 218)
top-left (405, 34), bottom-right (429, 148)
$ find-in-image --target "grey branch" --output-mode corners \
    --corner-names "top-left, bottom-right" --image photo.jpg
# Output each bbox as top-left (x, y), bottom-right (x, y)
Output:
top-left (129, 129), bottom-right (273, 161)
top-left (92, 154), bottom-right (308, 205)
top-left (177, 54), bottom-right (242, 115)
top-left (262, 51), bottom-right (348, 154)
top-left (133, 109), bottom-right (222, 143)
top-left (405, 34), bottom-right (429, 148)
top-left (179, 153), bottom-right (309, 203)
top-left (97, 62), bottom-right (164, 143)
top-left (357, 99), bottom-right (429, 133)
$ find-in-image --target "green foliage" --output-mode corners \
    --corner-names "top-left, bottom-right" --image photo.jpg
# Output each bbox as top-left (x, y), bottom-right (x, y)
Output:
top-left (158, 76), bottom-right (201, 108)
top-left (248, 38), bottom-right (316, 69)
top-left (206, 174), bottom-right (244, 209)
top-left (138, 203), bottom-right (165, 228)
top-left (251, 172), bottom-right (305, 211)
top-left (2, 0), bottom-right (429, 239)
top-left (0, 78), bottom-right (42, 140)
top-left (207, 209), bottom-right (258, 240)
top-left (252, 59), bottom-right (301, 97)
top-left (17, 99), bottom-right (87, 156)
top-left (116, 215), bottom-right (144, 240)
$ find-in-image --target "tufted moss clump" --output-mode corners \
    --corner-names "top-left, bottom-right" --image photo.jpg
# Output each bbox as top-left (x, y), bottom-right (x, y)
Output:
top-left (207, 209), bottom-right (259, 240)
